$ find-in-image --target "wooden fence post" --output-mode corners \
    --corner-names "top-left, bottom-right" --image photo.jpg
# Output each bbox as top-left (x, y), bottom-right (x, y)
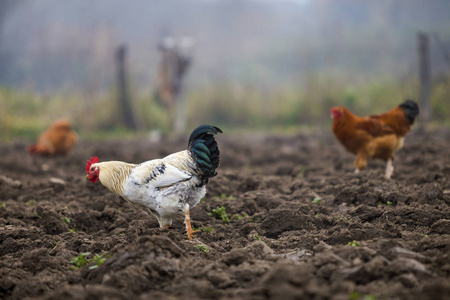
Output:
top-left (155, 37), bottom-right (192, 135)
top-left (417, 32), bottom-right (431, 129)
top-left (115, 44), bottom-right (137, 130)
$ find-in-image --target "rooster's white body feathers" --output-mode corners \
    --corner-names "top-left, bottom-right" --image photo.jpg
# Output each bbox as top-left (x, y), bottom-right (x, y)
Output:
top-left (119, 151), bottom-right (206, 227)
top-left (87, 124), bottom-right (222, 239)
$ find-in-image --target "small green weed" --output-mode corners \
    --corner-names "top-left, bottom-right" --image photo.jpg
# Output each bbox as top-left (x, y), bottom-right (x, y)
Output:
top-left (209, 206), bottom-right (230, 224)
top-left (349, 291), bottom-right (360, 300)
top-left (254, 235), bottom-right (261, 241)
top-left (69, 225), bottom-right (76, 233)
top-left (299, 166), bottom-right (307, 176)
top-left (386, 201), bottom-right (393, 206)
top-left (197, 227), bottom-right (214, 233)
top-left (26, 199), bottom-right (36, 206)
top-left (349, 291), bottom-right (377, 300)
top-left (194, 244), bottom-right (210, 253)
top-left (315, 212), bottom-right (320, 218)
top-left (348, 241), bottom-right (360, 247)
top-left (312, 197), bottom-right (321, 204)
top-left (218, 193), bottom-right (234, 200)
top-left (70, 252), bottom-right (110, 270)
top-left (233, 213), bottom-right (247, 220)
top-left (70, 252), bottom-right (91, 269)
top-left (89, 253), bottom-right (111, 270)
top-left (62, 217), bottom-right (71, 223)
top-left (1, 203), bottom-right (5, 207)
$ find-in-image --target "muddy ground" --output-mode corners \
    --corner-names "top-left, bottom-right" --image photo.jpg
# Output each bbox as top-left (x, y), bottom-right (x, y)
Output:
top-left (0, 130), bottom-right (449, 300)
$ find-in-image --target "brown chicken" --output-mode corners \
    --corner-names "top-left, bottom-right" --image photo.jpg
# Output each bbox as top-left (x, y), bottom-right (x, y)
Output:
top-left (331, 100), bottom-right (419, 179)
top-left (28, 119), bottom-right (78, 155)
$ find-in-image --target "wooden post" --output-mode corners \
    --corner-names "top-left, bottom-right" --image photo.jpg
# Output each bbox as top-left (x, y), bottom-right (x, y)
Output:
top-left (173, 53), bottom-right (190, 134)
top-left (156, 37), bottom-right (192, 135)
top-left (417, 32), bottom-right (431, 128)
top-left (115, 45), bottom-right (137, 130)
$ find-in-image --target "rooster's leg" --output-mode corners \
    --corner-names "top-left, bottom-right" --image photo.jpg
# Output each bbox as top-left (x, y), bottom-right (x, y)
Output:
top-left (385, 159), bottom-right (394, 179)
top-left (184, 211), bottom-right (200, 240)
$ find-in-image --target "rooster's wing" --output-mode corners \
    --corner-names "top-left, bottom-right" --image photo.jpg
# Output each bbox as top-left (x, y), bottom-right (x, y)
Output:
top-left (131, 161), bottom-right (192, 189)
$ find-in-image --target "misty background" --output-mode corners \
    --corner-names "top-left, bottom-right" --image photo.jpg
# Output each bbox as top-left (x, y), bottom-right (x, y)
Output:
top-left (1, 0), bottom-right (449, 140)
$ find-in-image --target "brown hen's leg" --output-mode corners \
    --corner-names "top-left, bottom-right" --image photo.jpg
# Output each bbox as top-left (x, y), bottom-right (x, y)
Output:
top-left (185, 211), bottom-right (200, 240)
top-left (354, 151), bottom-right (368, 174)
top-left (385, 158), bottom-right (394, 179)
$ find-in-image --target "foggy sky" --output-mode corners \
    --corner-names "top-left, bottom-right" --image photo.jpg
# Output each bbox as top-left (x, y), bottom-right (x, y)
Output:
top-left (0, 0), bottom-right (449, 93)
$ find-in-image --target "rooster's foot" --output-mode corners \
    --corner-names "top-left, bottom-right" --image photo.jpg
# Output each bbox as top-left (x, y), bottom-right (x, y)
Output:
top-left (185, 211), bottom-right (200, 240)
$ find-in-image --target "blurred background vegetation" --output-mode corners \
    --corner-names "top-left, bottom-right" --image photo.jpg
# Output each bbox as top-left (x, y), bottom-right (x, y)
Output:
top-left (0, 0), bottom-right (449, 142)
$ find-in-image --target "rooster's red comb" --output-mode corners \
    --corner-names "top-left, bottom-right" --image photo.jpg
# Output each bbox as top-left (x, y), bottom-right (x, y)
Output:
top-left (86, 156), bottom-right (99, 173)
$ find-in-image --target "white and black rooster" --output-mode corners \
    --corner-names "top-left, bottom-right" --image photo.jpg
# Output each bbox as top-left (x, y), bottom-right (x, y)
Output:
top-left (86, 125), bottom-right (222, 239)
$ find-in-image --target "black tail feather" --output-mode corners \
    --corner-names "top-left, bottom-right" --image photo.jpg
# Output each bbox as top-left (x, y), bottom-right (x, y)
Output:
top-left (188, 125), bottom-right (222, 183)
top-left (399, 100), bottom-right (419, 124)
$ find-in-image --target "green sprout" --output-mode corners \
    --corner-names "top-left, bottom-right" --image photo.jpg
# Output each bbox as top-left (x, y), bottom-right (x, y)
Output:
top-left (69, 225), bottom-right (76, 233)
top-left (26, 199), bottom-right (36, 206)
top-left (233, 213), bottom-right (247, 220)
top-left (194, 244), bottom-right (210, 253)
top-left (349, 292), bottom-right (376, 300)
top-left (208, 206), bottom-right (230, 224)
top-left (70, 252), bottom-right (91, 269)
top-left (89, 253), bottom-right (111, 270)
top-left (299, 166), bottom-right (307, 176)
top-left (315, 212), bottom-right (320, 218)
top-left (348, 241), bottom-right (360, 247)
top-left (386, 201), bottom-right (393, 206)
top-left (1, 203), bottom-right (5, 207)
top-left (254, 235), bottom-right (261, 241)
top-left (218, 193), bottom-right (234, 200)
top-left (312, 197), bottom-right (321, 204)
top-left (349, 291), bottom-right (360, 300)
top-left (70, 252), bottom-right (110, 270)
top-left (197, 227), bottom-right (214, 233)
top-left (62, 217), bottom-right (71, 223)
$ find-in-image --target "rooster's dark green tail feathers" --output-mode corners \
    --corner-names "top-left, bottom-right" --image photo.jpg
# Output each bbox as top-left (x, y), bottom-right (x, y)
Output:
top-left (399, 100), bottom-right (419, 124)
top-left (188, 125), bottom-right (222, 182)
